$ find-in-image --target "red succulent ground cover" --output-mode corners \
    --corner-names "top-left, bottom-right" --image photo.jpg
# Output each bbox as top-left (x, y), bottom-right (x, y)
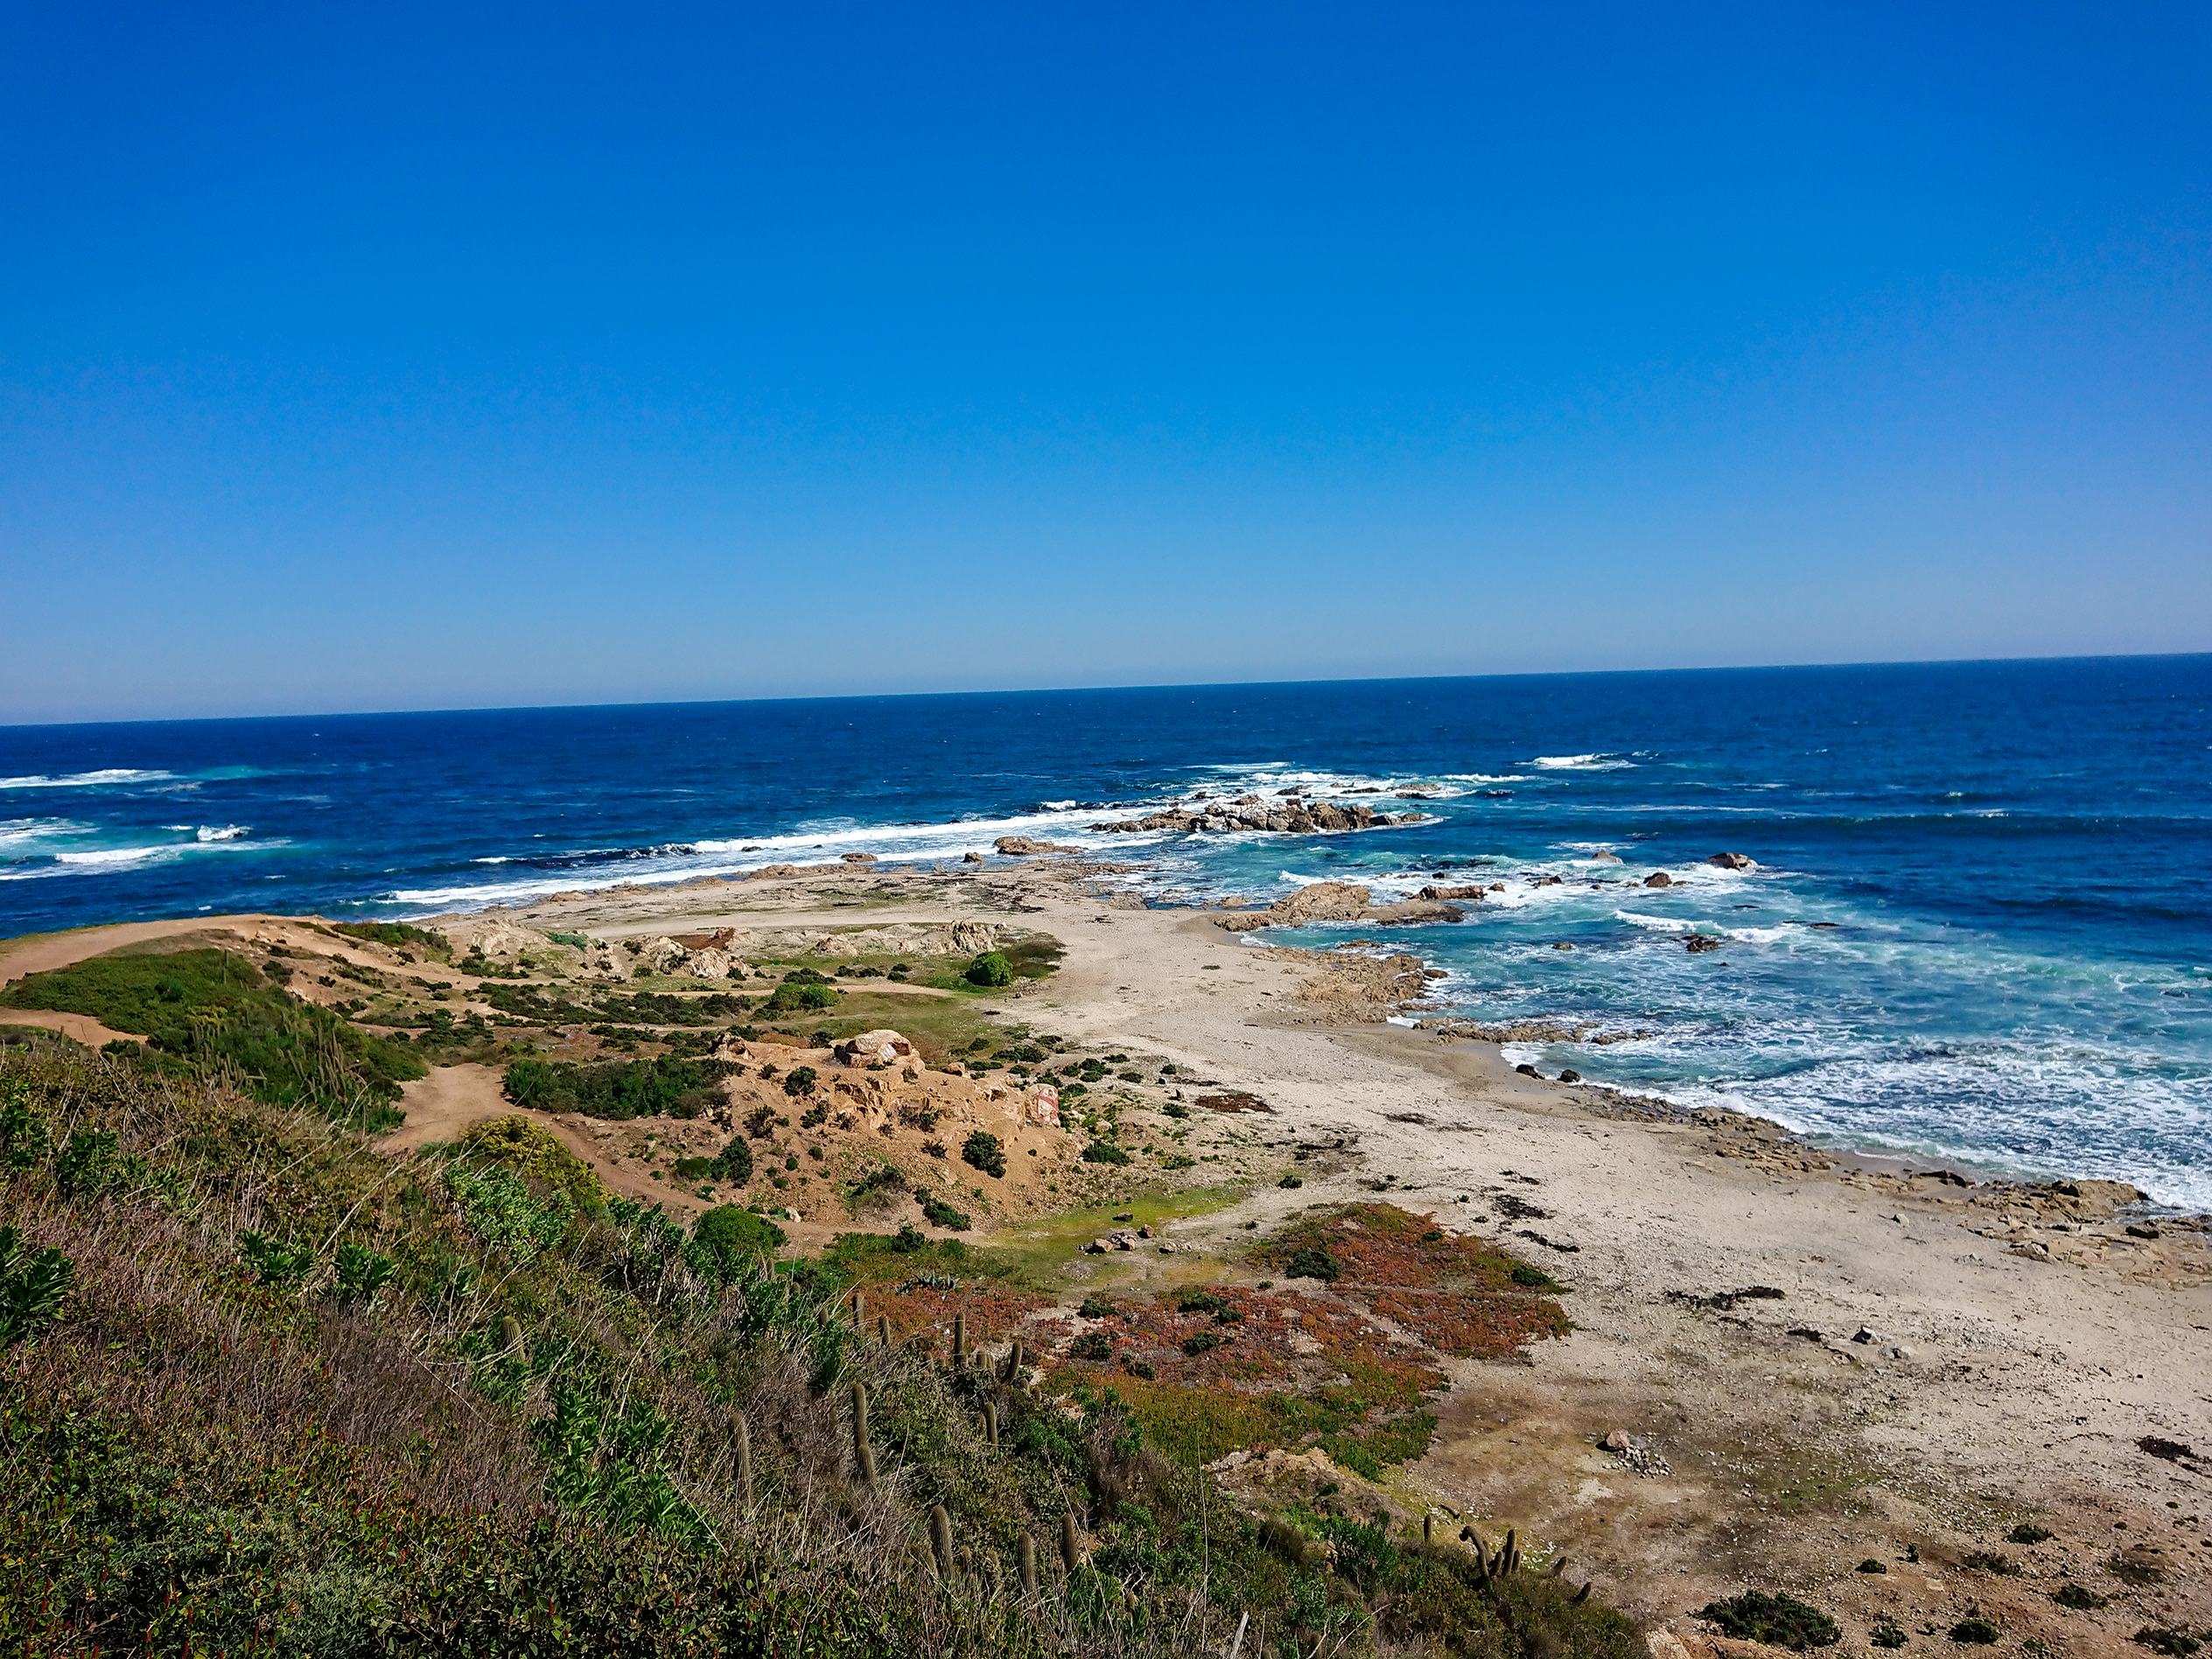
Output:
top-left (1037, 1203), bottom-right (1571, 1471)
top-left (865, 1281), bottom-right (1060, 1354)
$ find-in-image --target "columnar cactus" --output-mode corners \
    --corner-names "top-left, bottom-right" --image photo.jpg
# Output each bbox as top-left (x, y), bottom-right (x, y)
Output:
top-left (929, 1504), bottom-right (955, 1580)
top-left (849, 1381), bottom-right (877, 1489)
top-left (735, 1411), bottom-right (754, 1510)
top-left (1018, 1533), bottom-right (1038, 1599)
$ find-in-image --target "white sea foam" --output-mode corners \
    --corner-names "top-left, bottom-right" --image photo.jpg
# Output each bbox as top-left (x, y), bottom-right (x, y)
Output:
top-left (196, 824), bottom-right (249, 842)
top-left (386, 802), bottom-right (1158, 914)
top-left (1614, 910), bottom-right (1694, 932)
top-left (0, 817), bottom-right (88, 849)
top-left (55, 845), bottom-right (182, 867)
top-left (0, 768), bottom-right (178, 789)
top-left (1530, 753), bottom-right (1634, 771)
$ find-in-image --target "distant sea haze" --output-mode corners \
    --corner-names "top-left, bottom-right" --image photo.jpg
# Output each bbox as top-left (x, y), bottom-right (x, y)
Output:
top-left (3, 656), bottom-right (2208, 1207)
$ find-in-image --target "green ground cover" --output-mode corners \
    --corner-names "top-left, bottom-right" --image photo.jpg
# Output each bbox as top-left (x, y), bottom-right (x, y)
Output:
top-left (0, 1042), bottom-right (1640, 1658)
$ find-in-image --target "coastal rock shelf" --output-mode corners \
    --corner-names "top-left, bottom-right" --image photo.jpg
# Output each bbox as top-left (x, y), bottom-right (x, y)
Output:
top-left (1215, 879), bottom-right (1465, 933)
top-left (1092, 794), bottom-right (1426, 836)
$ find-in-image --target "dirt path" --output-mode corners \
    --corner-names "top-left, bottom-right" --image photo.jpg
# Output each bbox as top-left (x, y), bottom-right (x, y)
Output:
top-left (0, 1008), bottom-right (144, 1046)
top-left (382, 1064), bottom-right (757, 1222)
top-left (0, 915), bottom-right (282, 984)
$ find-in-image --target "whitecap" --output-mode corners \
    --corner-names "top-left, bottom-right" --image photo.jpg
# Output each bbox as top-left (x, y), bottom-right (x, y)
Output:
top-left (196, 824), bottom-right (249, 842)
top-left (1530, 753), bottom-right (1634, 771)
top-left (0, 767), bottom-right (178, 789)
top-left (55, 844), bottom-right (181, 867)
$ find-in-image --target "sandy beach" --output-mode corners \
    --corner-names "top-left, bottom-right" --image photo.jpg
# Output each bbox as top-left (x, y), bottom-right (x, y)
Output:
top-left (6, 855), bottom-right (2208, 1655)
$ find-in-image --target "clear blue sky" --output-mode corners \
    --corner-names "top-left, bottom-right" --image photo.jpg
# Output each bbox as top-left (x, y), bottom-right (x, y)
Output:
top-left (4, 2), bottom-right (2208, 722)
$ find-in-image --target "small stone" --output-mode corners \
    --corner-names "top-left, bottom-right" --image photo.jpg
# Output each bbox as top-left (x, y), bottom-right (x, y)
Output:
top-left (1600, 1430), bottom-right (1631, 1453)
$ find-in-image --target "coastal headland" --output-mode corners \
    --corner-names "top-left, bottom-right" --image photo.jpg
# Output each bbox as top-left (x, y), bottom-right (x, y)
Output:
top-left (4, 852), bottom-right (2208, 1656)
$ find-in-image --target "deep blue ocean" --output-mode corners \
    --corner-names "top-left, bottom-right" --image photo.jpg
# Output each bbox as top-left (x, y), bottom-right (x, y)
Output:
top-left (4, 657), bottom-right (2208, 1206)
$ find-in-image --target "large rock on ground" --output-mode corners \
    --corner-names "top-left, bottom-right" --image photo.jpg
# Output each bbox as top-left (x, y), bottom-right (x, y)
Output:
top-left (834, 1029), bottom-right (915, 1067)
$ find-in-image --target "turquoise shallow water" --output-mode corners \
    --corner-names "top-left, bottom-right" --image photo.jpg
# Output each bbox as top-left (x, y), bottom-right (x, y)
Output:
top-left (3, 656), bottom-right (2208, 1204)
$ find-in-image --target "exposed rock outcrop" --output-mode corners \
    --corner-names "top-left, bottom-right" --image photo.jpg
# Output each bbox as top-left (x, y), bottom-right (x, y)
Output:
top-left (1706, 852), bottom-right (1758, 870)
top-left (833, 1029), bottom-right (915, 1067)
top-left (1092, 794), bottom-right (1422, 836)
top-left (1217, 880), bottom-right (1465, 933)
top-left (995, 836), bottom-right (1081, 856)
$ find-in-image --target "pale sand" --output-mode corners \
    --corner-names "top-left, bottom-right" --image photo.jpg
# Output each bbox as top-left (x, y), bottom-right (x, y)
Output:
top-left (10, 862), bottom-right (2209, 1648)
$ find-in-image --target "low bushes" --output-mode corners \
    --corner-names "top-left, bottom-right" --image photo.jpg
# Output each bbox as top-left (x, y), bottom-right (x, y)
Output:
top-left (962, 1130), bottom-right (1006, 1177)
top-left (964, 952), bottom-right (1015, 988)
top-left (1701, 1592), bottom-right (1841, 1649)
top-left (501, 1054), bottom-right (732, 1120)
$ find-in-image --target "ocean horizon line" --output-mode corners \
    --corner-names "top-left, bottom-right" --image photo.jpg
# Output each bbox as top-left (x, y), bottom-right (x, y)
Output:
top-left (6, 647), bottom-right (2208, 734)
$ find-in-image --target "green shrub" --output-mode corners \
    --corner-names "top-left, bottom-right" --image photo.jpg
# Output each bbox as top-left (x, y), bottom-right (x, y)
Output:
top-left (1277, 1173), bottom-right (1302, 1189)
top-left (1699, 1592), bottom-right (1841, 1649)
top-left (964, 952), bottom-right (1015, 988)
top-left (445, 1165), bottom-right (574, 1264)
top-left (919, 1194), bottom-right (970, 1230)
top-left (1069, 1331), bottom-right (1114, 1361)
top-left (1510, 1263), bottom-right (1555, 1288)
top-left (2006, 1523), bottom-right (2054, 1544)
top-left (2133, 1628), bottom-right (2202, 1657)
top-left (1082, 1140), bottom-right (1131, 1166)
top-left (237, 1231), bottom-right (315, 1291)
top-left (2054, 1585), bottom-right (2109, 1610)
top-left (502, 1054), bottom-right (729, 1120)
top-left (690, 1206), bottom-right (786, 1276)
top-left (1949, 1620), bottom-right (1998, 1645)
top-left (1873, 1626), bottom-right (1908, 1648)
top-left (332, 920), bottom-right (444, 950)
top-left (1161, 1101), bottom-right (1190, 1118)
top-left (458, 1116), bottom-right (606, 1210)
top-left (1284, 1247), bottom-right (1340, 1282)
top-left (0, 1225), bottom-right (73, 1347)
top-left (332, 1242), bottom-right (394, 1306)
top-left (1180, 1331), bottom-right (1222, 1356)
top-left (761, 979), bottom-right (837, 1014)
top-left (1078, 1296), bottom-right (1116, 1319)
top-left (782, 1066), bottom-right (818, 1097)
top-left (961, 1130), bottom-right (1006, 1177)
